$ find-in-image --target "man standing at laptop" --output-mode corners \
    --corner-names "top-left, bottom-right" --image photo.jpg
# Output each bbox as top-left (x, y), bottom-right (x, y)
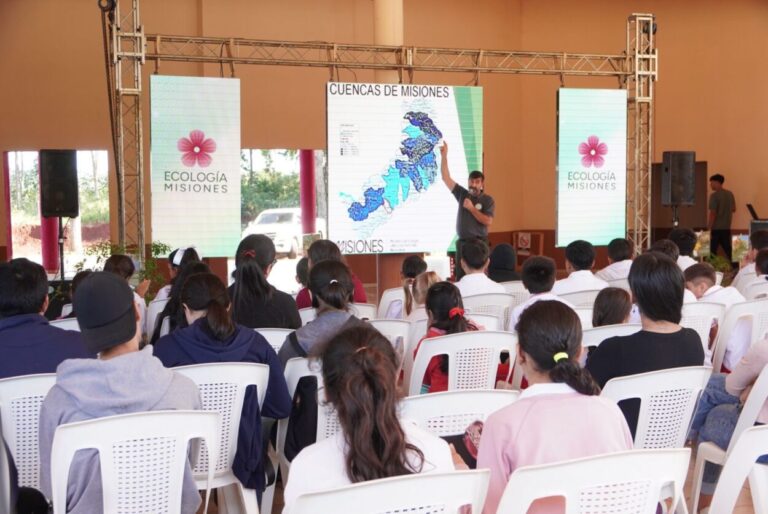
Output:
top-left (440, 141), bottom-right (495, 280)
top-left (708, 173), bottom-right (736, 263)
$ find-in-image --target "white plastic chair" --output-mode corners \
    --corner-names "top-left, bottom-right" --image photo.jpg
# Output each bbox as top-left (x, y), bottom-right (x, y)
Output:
top-left (146, 297), bottom-right (169, 336)
top-left (601, 366), bottom-right (712, 449)
top-left (573, 307), bottom-right (594, 330)
top-left (349, 303), bottom-right (377, 320)
top-left (367, 319), bottom-right (410, 368)
top-left (607, 277), bottom-right (631, 292)
top-left (558, 289), bottom-right (603, 308)
top-left (0, 373), bottom-right (56, 490)
top-left (581, 323), bottom-right (642, 348)
top-left (298, 307), bottom-right (316, 326)
top-left (403, 318), bottom-right (429, 393)
top-left (276, 358), bottom-right (339, 484)
top-left (409, 331), bottom-right (516, 396)
top-left (0, 431), bottom-right (10, 514)
top-left (377, 287), bottom-right (405, 319)
top-left (496, 448), bottom-right (690, 514)
top-left (289, 469), bottom-right (490, 514)
top-left (501, 281), bottom-right (526, 294)
top-left (400, 390), bottom-right (519, 437)
top-left (49, 318), bottom-right (80, 332)
top-left (255, 327), bottom-right (293, 354)
top-left (60, 303), bottom-right (73, 317)
top-left (691, 365), bottom-right (768, 513)
top-left (174, 363), bottom-right (269, 514)
top-left (712, 299), bottom-right (768, 372)
top-left (467, 313), bottom-right (502, 331)
top-left (680, 302), bottom-right (725, 354)
top-left (463, 293), bottom-right (513, 320)
top-left (746, 280), bottom-right (768, 300)
top-left (705, 425), bottom-right (768, 514)
top-left (51, 410), bottom-right (219, 514)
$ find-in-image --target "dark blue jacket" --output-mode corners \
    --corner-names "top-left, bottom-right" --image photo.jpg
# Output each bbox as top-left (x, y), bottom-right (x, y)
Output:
top-left (153, 319), bottom-right (291, 492)
top-left (0, 314), bottom-right (92, 379)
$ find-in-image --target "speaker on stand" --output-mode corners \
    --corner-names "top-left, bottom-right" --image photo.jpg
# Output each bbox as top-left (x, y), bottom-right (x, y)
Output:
top-left (661, 151), bottom-right (696, 227)
top-left (39, 149), bottom-right (79, 282)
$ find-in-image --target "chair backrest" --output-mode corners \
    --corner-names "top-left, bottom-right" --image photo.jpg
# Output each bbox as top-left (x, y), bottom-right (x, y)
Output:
top-left (409, 331), bottom-right (516, 396)
top-left (255, 327), bottom-right (293, 353)
top-left (0, 432), bottom-right (10, 514)
top-left (601, 366), bottom-right (712, 449)
top-left (290, 469), bottom-right (490, 514)
top-left (680, 301), bottom-right (726, 353)
top-left (403, 318), bottom-right (429, 393)
top-left (60, 303), bottom-right (73, 317)
top-left (466, 313), bottom-right (502, 331)
top-left (298, 307), bottom-right (316, 326)
top-left (708, 425), bottom-right (768, 514)
top-left (146, 297), bottom-right (169, 336)
top-left (51, 410), bottom-right (219, 514)
top-left (581, 323), bottom-right (642, 348)
top-left (173, 363), bottom-right (269, 475)
top-left (367, 319), bottom-right (410, 368)
top-left (607, 278), bottom-right (631, 292)
top-left (573, 307), bottom-right (594, 330)
top-left (501, 281), bottom-right (526, 293)
top-left (496, 448), bottom-right (690, 514)
top-left (558, 289), bottom-right (603, 308)
top-left (377, 287), bottom-right (405, 319)
top-left (0, 373), bottom-right (56, 490)
top-left (462, 293), bottom-right (513, 310)
top-left (745, 280), bottom-right (768, 300)
top-left (349, 303), bottom-right (377, 320)
top-left (400, 390), bottom-right (519, 437)
top-left (49, 318), bottom-right (80, 332)
top-left (724, 364), bottom-right (768, 456)
top-left (713, 299), bottom-right (768, 371)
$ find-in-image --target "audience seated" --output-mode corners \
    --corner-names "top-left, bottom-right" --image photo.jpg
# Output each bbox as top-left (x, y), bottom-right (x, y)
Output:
top-left (387, 255), bottom-right (428, 319)
top-left (586, 252), bottom-right (705, 436)
top-left (61, 270), bottom-right (92, 319)
top-left (592, 287), bottom-right (632, 327)
top-left (283, 325), bottom-right (453, 511)
top-left (551, 240), bottom-right (608, 295)
top-left (150, 261), bottom-right (210, 344)
top-left (738, 248), bottom-right (768, 295)
top-left (487, 243), bottom-right (521, 282)
top-left (648, 240), bottom-right (697, 303)
top-left (295, 240), bottom-right (367, 308)
top-left (510, 256), bottom-right (574, 330)
top-left (669, 228), bottom-right (699, 271)
top-left (405, 271), bottom-right (441, 322)
top-left (154, 272), bottom-right (291, 493)
top-left (477, 301), bottom-right (632, 514)
top-left (38, 272), bottom-right (202, 514)
top-left (732, 229), bottom-right (768, 293)
top-left (230, 235), bottom-right (301, 329)
top-left (0, 258), bottom-right (91, 379)
top-left (413, 282), bottom-right (479, 394)
top-left (595, 238), bottom-right (634, 281)
top-left (154, 246), bottom-right (200, 302)
top-left (278, 260), bottom-right (363, 367)
top-left (454, 239), bottom-right (505, 297)
top-left (104, 254), bottom-right (150, 335)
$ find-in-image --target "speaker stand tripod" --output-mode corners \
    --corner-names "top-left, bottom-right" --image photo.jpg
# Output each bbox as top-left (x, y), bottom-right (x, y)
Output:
top-left (671, 205), bottom-right (680, 228)
top-left (58, 217), bottom-right (66, 283)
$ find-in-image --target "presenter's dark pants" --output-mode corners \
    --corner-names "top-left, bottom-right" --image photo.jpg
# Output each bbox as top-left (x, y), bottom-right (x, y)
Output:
top-left (453, 237), bottom-right (488, 281)
top-left (710, 229), bottom-right (732, 262)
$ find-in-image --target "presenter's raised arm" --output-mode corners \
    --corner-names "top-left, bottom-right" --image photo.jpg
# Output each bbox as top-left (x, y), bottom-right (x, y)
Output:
top-left (440, 141), bottom-right (457, 190)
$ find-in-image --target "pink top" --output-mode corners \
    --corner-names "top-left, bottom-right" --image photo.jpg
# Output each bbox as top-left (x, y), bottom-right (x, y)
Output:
top-left (476, 383), bottom-right (633, 514)
top-left (725, 338), bottom-right (768, 424)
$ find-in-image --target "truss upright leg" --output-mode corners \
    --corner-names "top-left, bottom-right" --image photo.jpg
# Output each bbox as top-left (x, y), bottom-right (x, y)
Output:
top-left (626, 14), bottom-right (658, 252)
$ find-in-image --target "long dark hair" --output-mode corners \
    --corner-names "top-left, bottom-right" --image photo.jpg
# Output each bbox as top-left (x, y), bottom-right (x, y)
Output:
top-left (425, 281), bottom-right (472, 373)
top-left (168, 247), bottom-right (201, 286)
top-left (309, 260), bottom-right (354, 311)
top-left (316, 324), bottom-right (424, 482)
top-left (592, 287), bottom-right (632, 327)
top-left (181, 272), bottom-right (235, 341)
top-left (231, 235), bottom-right (275, 323)
top-left (150, 261), bottom-right (210, 344)
top-left (401, 256), bottom-right (427, 316)
top-left (517, 300), bottom-right (600, 395)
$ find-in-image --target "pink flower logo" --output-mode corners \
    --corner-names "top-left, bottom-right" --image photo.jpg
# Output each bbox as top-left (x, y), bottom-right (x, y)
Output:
top-left (578, 135), bottom-right (608, 168)
top-left (177, 130), bottom-right (216, 167)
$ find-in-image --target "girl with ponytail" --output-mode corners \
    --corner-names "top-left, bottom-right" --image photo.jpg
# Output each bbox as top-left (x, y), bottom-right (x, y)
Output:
top-left (477, 300), bottom-right (632, 514)
top-left (282, 325), bottom-right (453, 510)
top-left (405, 271), bottom-right (441, 322)
top-left (385, 255), bottom-right (428, 319)
top-left (153, 272), bottom-right (291, 495)
top-left (413, 281), bottom-right (479, 393)
top-left (230, 235), bottom-right (301, 329)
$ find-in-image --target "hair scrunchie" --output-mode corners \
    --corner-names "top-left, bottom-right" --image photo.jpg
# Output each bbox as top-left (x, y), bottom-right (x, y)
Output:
top-left (448, 307), bottom-right (465, 319)
top-left (242, 249), bottom-right (257, 259)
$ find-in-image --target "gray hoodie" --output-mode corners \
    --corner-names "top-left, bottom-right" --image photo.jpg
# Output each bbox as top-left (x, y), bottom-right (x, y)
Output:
top-left (277, 310), bottom-right (356, 367)
top-left (38, 346), bottom-right (202, 514)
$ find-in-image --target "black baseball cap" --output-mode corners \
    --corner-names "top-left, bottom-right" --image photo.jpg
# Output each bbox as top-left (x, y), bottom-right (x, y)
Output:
top-left (73, 272), bottom-right (137, 354)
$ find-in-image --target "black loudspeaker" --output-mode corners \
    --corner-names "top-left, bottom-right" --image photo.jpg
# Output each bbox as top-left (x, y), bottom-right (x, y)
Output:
top-left (661, 151), bottom-right (696, 206)
top-left (40, 149), bottom-right (79, 218)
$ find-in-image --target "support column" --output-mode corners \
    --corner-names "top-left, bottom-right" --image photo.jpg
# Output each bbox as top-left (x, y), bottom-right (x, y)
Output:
top-left (2, 152), bottom-right (12, 260)
top-left (299, 149), bottom-right (316, 235)
top-left (40, 216), bottom-right (59, 274)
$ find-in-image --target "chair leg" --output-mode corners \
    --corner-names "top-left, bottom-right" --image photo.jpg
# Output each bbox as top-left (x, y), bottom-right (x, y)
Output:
top-left (690, 453), bottom-right (708, 514)
top-left (238, 483), bottom-right (260, 514)
top-left (261, 482), bottom-right (275, 514)
top-left (219, 484), bottom-right (240, 514)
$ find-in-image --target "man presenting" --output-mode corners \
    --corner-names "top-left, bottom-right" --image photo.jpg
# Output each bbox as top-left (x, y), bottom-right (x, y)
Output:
top-left (708, 173), bottom-right (736, 262)
top-left (440, 141), bottom-right (495, 279)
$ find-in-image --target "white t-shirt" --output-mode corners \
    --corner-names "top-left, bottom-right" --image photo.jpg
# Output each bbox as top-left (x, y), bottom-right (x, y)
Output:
top-left (133, 291), bottom-right (147, 336)
top-left (455, 272), bottom-right (506, 297)
top-left (732, 263), bottom-right (756, 294)
top-left (551, 270), bottom-right (609, 296)
top-left (283, 419), bottom-right (454, 512)
top-left (701, 285), bottom-right (745, 310)
top-left (700, 285), bottom-right (752, 371)
top-left (154, 284), bottom-right (171, 302)
top-left (595, 260), bottom-right (632, 281)
top-left (510, 293), bottom-right (575, 331)
top-left (677, 255), bottom-right (698, 271)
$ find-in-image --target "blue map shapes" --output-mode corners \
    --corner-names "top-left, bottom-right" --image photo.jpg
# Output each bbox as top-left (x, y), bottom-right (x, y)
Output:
top-left (348, 187), bottom-right (386, 222)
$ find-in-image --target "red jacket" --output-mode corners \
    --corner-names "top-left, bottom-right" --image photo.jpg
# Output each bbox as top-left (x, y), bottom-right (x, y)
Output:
top-left (295, 272), bottom-right (368, 309)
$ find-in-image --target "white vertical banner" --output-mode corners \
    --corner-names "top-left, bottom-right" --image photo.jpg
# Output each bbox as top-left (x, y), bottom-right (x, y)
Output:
top-left (150, 76), bottom-right (241, 257)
